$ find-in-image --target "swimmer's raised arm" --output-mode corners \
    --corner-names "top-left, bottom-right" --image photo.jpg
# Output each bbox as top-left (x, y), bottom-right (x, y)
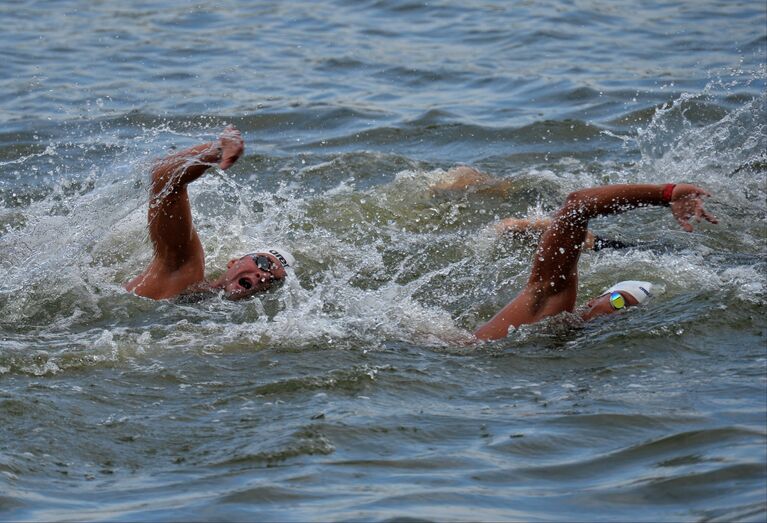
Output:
top-left (148, 125), bottom-right (243, 265)
top-left (493, 218), bottom-right (608, 250)
top-left (150, 126), bottom-right (243, 196)
top-left (125, 126), bottom-right (244, 299)
top-left (529, 184), bottom-right (715, 292)
top-left (474, 183), bottom-right (717, 340)
top-left (496, 217), bottom-right (625, 252)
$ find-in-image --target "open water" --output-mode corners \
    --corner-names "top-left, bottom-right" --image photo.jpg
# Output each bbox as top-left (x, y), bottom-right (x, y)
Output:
top-left (1, 1), bottom-right (766, 521)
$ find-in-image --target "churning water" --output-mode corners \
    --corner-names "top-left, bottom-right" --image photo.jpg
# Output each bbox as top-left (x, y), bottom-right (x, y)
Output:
top-left (1, 1), bottom-right (765, 521)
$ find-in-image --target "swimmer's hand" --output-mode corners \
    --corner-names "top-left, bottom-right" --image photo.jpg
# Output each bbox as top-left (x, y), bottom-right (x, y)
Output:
top-left (218, 126), bottom-right (244, 170)
top-left (670, 184), bottom-right (718, 232)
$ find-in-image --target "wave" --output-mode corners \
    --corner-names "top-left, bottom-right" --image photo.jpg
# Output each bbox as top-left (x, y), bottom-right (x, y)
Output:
top-left (0, 76), bottom-right (765, 376)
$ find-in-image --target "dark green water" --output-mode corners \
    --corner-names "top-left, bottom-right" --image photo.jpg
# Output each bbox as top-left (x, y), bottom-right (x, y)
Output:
top-left (1, 1), bottom-right (765, 521)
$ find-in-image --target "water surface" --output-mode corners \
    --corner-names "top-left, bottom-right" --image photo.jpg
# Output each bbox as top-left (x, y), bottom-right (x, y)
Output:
top-left (1, 1), bottom-right (766, 521)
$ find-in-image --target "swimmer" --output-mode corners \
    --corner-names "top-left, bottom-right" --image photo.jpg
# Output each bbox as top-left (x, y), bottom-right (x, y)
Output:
top-left (474, 182), bottom-right (718, 340)
top-left (495, 217), bottom-right (632, 251)
top-left (429, 165), bottom-right (515, 197)
top-left (434, 166), bottom-right (631, 252)
top-left (125, 126), bottom-right (295, 301)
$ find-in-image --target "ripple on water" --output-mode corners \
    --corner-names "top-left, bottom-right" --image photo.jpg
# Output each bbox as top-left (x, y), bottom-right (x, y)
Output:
top-left (0, 1), bottom-right (765, 521)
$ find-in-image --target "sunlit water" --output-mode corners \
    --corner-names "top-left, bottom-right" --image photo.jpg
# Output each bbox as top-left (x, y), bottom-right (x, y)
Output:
top-left (1, 1), bottom-right (766, 521)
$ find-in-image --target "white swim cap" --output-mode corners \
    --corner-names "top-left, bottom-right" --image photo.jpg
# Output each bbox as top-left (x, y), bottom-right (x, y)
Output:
top-left (251, 247), bottom-right (296, 269)
top-left (603, 280), bottom-right (654, 304)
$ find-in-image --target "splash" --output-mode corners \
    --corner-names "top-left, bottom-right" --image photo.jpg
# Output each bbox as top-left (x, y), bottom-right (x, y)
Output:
top-left (1, 72), bottom-right (765, 375)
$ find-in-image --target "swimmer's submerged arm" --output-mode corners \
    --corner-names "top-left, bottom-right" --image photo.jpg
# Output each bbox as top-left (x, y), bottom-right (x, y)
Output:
top-left (495, 217), bottom-right (551, 235)
top-left (474, 183), bottom-right (717, 340)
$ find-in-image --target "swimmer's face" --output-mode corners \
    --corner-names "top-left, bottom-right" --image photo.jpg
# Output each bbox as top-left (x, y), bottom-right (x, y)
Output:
top-left (213, 253), bottom-right (288, 300)
top-left (580, 291), bottom-right (639, 321)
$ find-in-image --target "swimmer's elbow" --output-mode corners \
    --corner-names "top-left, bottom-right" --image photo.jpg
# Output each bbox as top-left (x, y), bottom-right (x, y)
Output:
top-left (150, 160), bottom-right (183, 197)
top-left (554, 189), bottom-right (596, 223)
top-left (150, 162), bottom-right (169, 194)
top-left (563, 189), bottom-right (590, 208)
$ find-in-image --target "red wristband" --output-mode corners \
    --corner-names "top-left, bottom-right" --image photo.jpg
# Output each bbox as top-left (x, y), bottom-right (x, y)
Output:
top-left (662, 183), bottom-right (676, 204)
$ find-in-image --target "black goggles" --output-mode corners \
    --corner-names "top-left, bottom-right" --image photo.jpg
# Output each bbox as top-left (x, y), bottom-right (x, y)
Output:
top-left (249, 254), bottom-right (281, 277)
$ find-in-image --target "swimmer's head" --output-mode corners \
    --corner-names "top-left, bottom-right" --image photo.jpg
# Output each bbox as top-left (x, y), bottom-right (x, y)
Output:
top-left (212, 247), bottom-right (295, 300)
top-left (581, 280), bottom-right (654, 321)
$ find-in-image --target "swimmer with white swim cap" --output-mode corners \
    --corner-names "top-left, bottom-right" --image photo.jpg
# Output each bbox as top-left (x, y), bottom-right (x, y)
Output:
top-left (580, 280), bottom-right (655, 321)
top-left (435, 166), bottom-right (634, 253)
top-left (474, 183), bottom-right (718, 340)
top-left (125, 127), bottom-right (296, 301)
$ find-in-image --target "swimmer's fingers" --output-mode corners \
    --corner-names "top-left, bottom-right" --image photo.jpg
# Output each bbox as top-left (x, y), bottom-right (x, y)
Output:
top-left (222, 124), bottom-right (240, 136)
top-left (693, 197), bottom-right (719, 226)
top-left (700, 205), bottom-right (718, 225)
top-left (218, 126), bottom-right (244, 170)
top-left (674, 202), bottom-right (717, 232)
top-left (670, 186), bottom-right (717, 231)
top-left (671, 199), bottom-right (694, 232)
top-left (694, 201), bottom-right (704, 222)
top-left (695, 187), bottom-right (718, 224)
top-left (675, 213), bottom-right (694, 232)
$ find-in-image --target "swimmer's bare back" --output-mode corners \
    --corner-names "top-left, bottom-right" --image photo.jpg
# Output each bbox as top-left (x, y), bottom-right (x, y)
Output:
top-left (430, 166), bottom-right (515, 197)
